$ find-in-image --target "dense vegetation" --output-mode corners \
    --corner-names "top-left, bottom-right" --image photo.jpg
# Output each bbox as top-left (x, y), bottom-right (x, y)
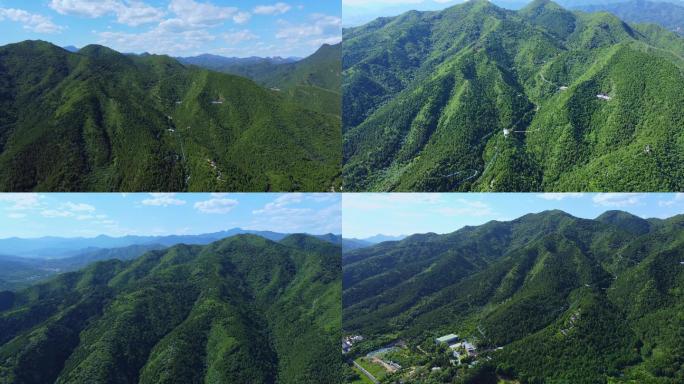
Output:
top-left (0, 234), bottom-right (342, 383)
top-left (342, 0), bottom-right (684, 191)
top-left (0, 41), bottom-right (341, 192)
top-left (182, 44), bottom-right (342, 117)
top-left (343, 210), bottom-right (684, 383)
top-left (576, 0), bottom-right (684, 35)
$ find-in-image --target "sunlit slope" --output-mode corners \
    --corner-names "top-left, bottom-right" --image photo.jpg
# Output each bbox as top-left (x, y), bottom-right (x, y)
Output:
top-left (0, 234), bottom-right (342, 384)
top-left (342, 0), bottom-right (684, 191)
top-left (0, 41), bottom-right (341, 191)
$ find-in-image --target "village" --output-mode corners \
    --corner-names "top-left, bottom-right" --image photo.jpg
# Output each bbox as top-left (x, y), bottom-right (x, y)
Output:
top-left (344, 332), bottom-right (506, 384)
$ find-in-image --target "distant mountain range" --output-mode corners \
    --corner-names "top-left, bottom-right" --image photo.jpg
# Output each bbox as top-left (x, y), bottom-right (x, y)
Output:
top-left (576, 0), bottom-right (684, 34)
top-left (181, 44), bottom-right (342, 117)
top-left (342, 235), bottom-right (408, 252)
top-left (344, 209), bottom-right (684, 382)
top-left (0, 227), bottom-right (316, 257)
top-left (0, 229), bottom-right (342, 291)
top-left (177, 54), bottom-right (300, 71)
top-left (0, 234), bottom-right (342, 383)
top-left (0, 40), bottom-right (341, 192)
top-left (343, 0), bottom-right (684, 192)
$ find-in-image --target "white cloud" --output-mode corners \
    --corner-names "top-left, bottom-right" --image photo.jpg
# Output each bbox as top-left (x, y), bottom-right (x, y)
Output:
top-left (254, 2), bottom-right (291, 15)
top-left (41, 209), bottom-right (75, 218)
top-left (436, 200), bottom-right (494, 217)
top-left (0, 193), bottom-right (43, 211)
top-left (7, 213), bottom-right (26, 219)
top-left (223, 29), bottom-right (259, 43)
top-left (194, 197), bottom-right (239, 214)
top-left (0, 8), bottom-right (63, 33)
top-left (250, 194), bottom-right (341, 234)
top-left (49, 0), bottom-right (164, 26)
top-left (592, 193), bottom-right (644, 208)
top-left (343, 193), bottom-right (444, 210)
top-left (536, 193), bottom-right (584, 201)
top-left (167, 0), bottom-right (250, 28)
top-left (276, 13), bottom-right (341, 46)
top-left (99, 27), bottom-right (216, 55)
top-left (141, 193), bottom-right (187, 207)
top-left (658, 193), bottom-right (684, 207)
top-left (62, 202), bottom-right (96, 212)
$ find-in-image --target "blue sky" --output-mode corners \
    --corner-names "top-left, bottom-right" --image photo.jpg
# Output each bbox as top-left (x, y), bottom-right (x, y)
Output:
top-left (343, 193), bottom-right (684, 238)
top-left (0, 193), bottom-right (341, 238)
top-left (0, 0), bottom-right (340, 57)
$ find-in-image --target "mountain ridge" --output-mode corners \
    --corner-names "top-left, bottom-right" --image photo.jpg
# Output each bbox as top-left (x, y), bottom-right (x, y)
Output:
top-left (343, 209), bottom-right (684, 382)
top-left (342, 0), bottom-right (684, 192)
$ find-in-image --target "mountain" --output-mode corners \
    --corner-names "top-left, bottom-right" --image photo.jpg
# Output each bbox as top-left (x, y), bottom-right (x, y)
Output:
top-left (0, 244), bottom-right (166, 291)
top-left (0, 228), bottom-right (296, 257)
top-left (186, 44), bottom-right (342, 117)
top-left (0, 40), bottom-right (341, 192)
top-left (343, 210), bottom-right (684, 383)
top-left (342, 238), bottom-right (373, 252)
top-left (0, 234), bottom-right (342, 383)
top-left (176, 55), bottom-right (299, 80)
top-left (61, 45), bottom-right (79, 53)
top-left (576, 0), bottom-right (684, 34)
top-left (361, 234), bottom-right (408, 243)
top-left (342, 0), bottom-right (684, 192)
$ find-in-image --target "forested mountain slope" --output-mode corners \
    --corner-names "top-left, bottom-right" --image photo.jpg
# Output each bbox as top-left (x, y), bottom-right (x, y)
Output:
top-left (0, 234), bottom-right (342, 383)
top-left (343, 210), bottom-right (684, 383)
top-left (185, 44), bottom-right (342, 117)
top-left (0, 41), bottom-right (341, 192)
top-left (342, 0), bottom-right (684, 191)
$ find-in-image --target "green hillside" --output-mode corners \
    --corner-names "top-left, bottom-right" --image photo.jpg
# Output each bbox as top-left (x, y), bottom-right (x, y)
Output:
top-left (186, 44), bottom-right (342, 117)
top-left (0, 41), bottom-right (341, 192)
top-left (343, 210), bottom-right (684, 383)
top-left (342, 0), bottom-right (684, 191)
top-left (0, 234), bottom-right (342, 383)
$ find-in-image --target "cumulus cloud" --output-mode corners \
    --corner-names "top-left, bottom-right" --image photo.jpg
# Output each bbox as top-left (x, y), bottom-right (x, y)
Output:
top-left (592, 193), bottom-right (644, 208)
top-left (0, 193), bottom-right (43, 211)
top-left (49, 0), bottom-right (164, 26)
top-left (276, 13), bottom-right (341, 45)
top-left (536, 193), bottom-right (584, 201)
top-left (254, 2), bottom-right (292, 15)
top-left (250, 194), bottom-right (341, 234)
top-left (224, 29), bottom-right (259, 43)
top-left (141, 193), bottom-right (187, 207)
top-left (0, 8), bottom-right (63, 33)
top-left (194, 195), bottom-right (239, 214)
top-left (167, 0), bottom-right (250, 28)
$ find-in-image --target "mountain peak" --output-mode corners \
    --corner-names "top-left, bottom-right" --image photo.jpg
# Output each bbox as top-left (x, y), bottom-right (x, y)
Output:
top-left (596, 210), bottom-right (651, 234)
top-left (78, 44), bottom-right (123, 58)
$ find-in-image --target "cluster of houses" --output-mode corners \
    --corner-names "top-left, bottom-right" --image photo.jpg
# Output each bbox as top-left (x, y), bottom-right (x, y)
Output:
top-left (435, 334), bottom-right (477, 361)
top-left (342, 335), bottom-right (363, 353)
